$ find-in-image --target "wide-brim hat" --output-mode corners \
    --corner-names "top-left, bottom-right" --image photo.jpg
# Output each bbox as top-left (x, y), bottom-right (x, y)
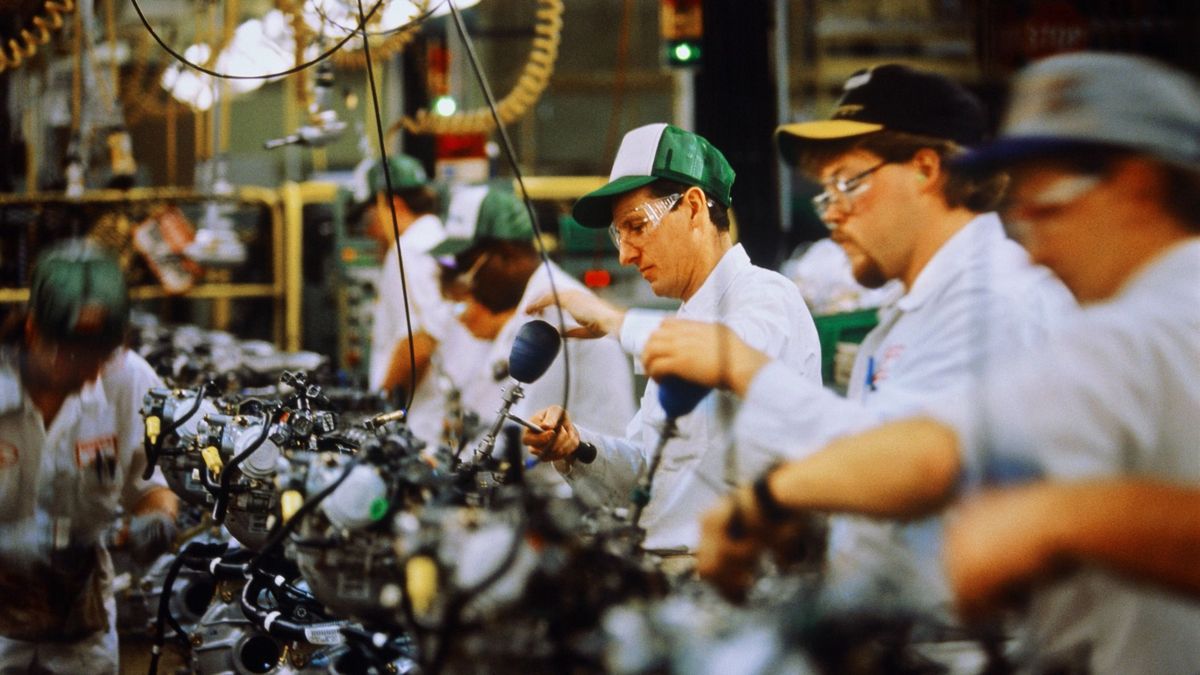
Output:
top-left (954, 52), bottom-right (1200, 172)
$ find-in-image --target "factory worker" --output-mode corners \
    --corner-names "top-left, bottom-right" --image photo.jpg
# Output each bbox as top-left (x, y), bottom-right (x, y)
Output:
top-left (698, 52), bottom-right (1200, 674)
top-left (0, 240), bottom-right (178, 674)
top-left (522, 124), bottom-right (820, 553)
top-left (416, 185), bottom-right (635, 484)
top-left (367, 154), bottom-right (455, 396)
top-left (641, 65), bottom-right (1074, 623)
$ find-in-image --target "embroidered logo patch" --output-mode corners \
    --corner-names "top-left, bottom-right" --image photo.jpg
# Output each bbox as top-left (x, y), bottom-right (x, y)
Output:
top-left (0, 441), bottom-right (18, 469)
top-left (76, 435), bottom-right (117, 468)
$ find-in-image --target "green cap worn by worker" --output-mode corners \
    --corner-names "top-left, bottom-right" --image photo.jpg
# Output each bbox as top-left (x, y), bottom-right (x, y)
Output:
top-left (430, 185), bottom-right (534, 256)
top-left (571, 123), bottom-right (735, 229)
top-left (29, 239), bottom-right (130, 349)
top-left (368, 153), bottom-right (430, 196)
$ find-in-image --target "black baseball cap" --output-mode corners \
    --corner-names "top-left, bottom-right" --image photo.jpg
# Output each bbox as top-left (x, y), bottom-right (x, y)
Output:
top-left (776, 64), bottom-right (987, 164)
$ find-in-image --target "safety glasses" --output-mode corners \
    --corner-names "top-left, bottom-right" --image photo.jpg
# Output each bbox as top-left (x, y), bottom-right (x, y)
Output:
top-left (812, 160), bottom-right (890, 226)
top-left (608, 193), bottom-right (683, 248)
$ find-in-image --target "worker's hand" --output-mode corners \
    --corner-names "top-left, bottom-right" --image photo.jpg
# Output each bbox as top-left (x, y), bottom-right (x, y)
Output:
top-left (522, 406), bottom-right (581, 462)
top-left (642, 319), bottom-right (769, 395)
top-left (696, 488), bottom-right (769, 601)
top-left (526, 290), bottom-right (625, 339)
top-left (944, 484), bottom-right (1064, 621)
top-left (128, 511), bottom-right (178, 564)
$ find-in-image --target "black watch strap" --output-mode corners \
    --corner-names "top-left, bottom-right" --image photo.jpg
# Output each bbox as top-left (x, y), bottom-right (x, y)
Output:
top-left (752, 465), bottom-right (791, 523)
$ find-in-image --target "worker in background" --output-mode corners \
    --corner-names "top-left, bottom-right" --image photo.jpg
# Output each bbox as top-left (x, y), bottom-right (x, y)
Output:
top-left (698, 52), bottom-right (1200, 674)
top-left (640, 65), bottom-right (1074, 629)
top-left (366, 154), bottom-right (455, 398)
top-left (0, 240), bottom-right (178, 674)
top-left (522, 123), bottom-right (821, 554)
top-left (422, 185), bottom-right (634, 485)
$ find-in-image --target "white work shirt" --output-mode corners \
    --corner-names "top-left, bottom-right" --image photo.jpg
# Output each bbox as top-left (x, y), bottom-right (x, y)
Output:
top-left (0, 349), bottom-right (165, 554)
top-left (451, 261), bottom-right (637, 489)
top-left (737, 213), bottom-right (1076, 615)
top-left (932, 238), bottom-right (1200, 674)
top-left (368, 214), bottom-right (454, 390)
top-left (402, 319), bottom-right (492, 450)
top-left (564, 244), bottom-right (821, 551)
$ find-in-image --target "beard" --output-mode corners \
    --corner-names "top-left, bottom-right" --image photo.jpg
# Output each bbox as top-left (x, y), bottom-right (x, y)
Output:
top-left (833, 233), bottom-right (889, 289)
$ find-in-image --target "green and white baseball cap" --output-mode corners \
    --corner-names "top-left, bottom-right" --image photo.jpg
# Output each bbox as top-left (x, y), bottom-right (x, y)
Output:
top-left (368, 153), bottom-right (429, 195)
top-left (430, 184), bottom-right (534, 256)
top-left (571, 123), bottom-right (736, 229)
top-left (29, 239), bottom-right (130, 347)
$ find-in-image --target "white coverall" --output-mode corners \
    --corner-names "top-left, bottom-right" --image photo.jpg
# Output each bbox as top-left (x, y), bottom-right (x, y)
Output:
top-left (0, 349), bottom-right (165, 674)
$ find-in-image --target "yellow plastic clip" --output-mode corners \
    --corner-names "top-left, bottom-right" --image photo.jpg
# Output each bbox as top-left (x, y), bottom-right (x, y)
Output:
top-left (145, 415), bottom-right (161, 445)
top-left (200, 446), bottom-right (223, 476)
top-left (280, 490), bottom-right (303, 524)
top-left (405, 555), bottom-right (439, 616)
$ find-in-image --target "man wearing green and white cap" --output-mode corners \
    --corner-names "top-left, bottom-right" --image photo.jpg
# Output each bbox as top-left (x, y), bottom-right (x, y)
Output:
top-left (522, 123), bottom-right (820, 553)
top-left (411, 185), bottom-right (634, 482)
top-left (366, 153), bottom-right (455, 395)
top-left (0, 240), bottom-right (177, 674)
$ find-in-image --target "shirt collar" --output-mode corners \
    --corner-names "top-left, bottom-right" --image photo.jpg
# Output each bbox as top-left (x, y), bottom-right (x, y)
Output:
top-left (896, 212), bottom-right (1006, 313)
top-left (680, 244), bottom-right (752, 318)
top-left (399, 214), bottom-right (445, 254)
top-left (75, 357), bottom-right (110, 410)
top-left (1113, 237), bottom-right (1200, 302)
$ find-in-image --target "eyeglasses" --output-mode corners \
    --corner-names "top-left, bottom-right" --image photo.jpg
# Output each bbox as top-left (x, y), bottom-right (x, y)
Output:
top-left (1003, 173), bottom-right (1102, 241)
top-left (608, 193), bottom-right (682, 248)
top-left (812, 160), bottom-right (890, 225)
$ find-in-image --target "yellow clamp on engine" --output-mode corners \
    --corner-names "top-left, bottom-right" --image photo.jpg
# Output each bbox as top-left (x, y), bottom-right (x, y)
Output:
top-left (280, 490), bottom-right (303, 523)
top-left (405, 555), bottom-right (438, 616)
top-left (200, 445), bottom-right (223, 476)
top-left (145, 415), bottom-right (161, 445)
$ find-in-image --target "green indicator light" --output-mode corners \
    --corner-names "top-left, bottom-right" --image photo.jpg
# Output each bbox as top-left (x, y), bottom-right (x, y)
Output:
top-left (369, 497), bottom-right (389, 521)
top-left (667, 40), bottom-right (701, 66)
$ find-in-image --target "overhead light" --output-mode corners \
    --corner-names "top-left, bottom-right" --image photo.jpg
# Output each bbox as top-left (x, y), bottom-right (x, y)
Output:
top-left (433, 95), bottom-right (457, 116)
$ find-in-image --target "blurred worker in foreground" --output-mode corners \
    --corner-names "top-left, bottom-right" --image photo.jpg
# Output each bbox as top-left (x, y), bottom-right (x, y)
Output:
top-left (367, 154), bottom-right (455, 395)
top-left (0, 240), bottom-right (178, 674)
top-left (522, 124), bottom-right (820, 553)
top-left (405, 185), bottom-right (634, 482)
top-left (945, 478), bottom-right (1200, 619)
top-left (698, 52), bottom-right (1200, 673)
top-left (641, 64), bottom-right (1075, 627)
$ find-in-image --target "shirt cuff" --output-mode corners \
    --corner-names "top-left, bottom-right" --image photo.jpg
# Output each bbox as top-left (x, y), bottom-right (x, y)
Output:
top-left (554, 427), bottom-right (600, 480)
top-left (619, 309), bottom-right (668, 359)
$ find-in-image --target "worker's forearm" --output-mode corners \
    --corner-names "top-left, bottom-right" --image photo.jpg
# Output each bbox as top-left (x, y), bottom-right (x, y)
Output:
top-left (725, 345), bottom-right (770, 397)
top-left (1052, 480), bottom-right (1200, 597)
top-left (382, 332), bottom-right (436, 393)
top-left (767, 417), bottom-right (962, 519)
top-left (133, 485), bottom-right (178, 519)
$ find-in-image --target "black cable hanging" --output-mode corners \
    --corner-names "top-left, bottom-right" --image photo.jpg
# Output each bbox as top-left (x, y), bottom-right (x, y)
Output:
top-left (309, 0), bottom-right (445, 39)
top-left (445, 0), bottom-right (574, 431)
top-left (357, 0), bottom-right (420, 411)
top-left (128, 0), bottom-right (436, 81)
